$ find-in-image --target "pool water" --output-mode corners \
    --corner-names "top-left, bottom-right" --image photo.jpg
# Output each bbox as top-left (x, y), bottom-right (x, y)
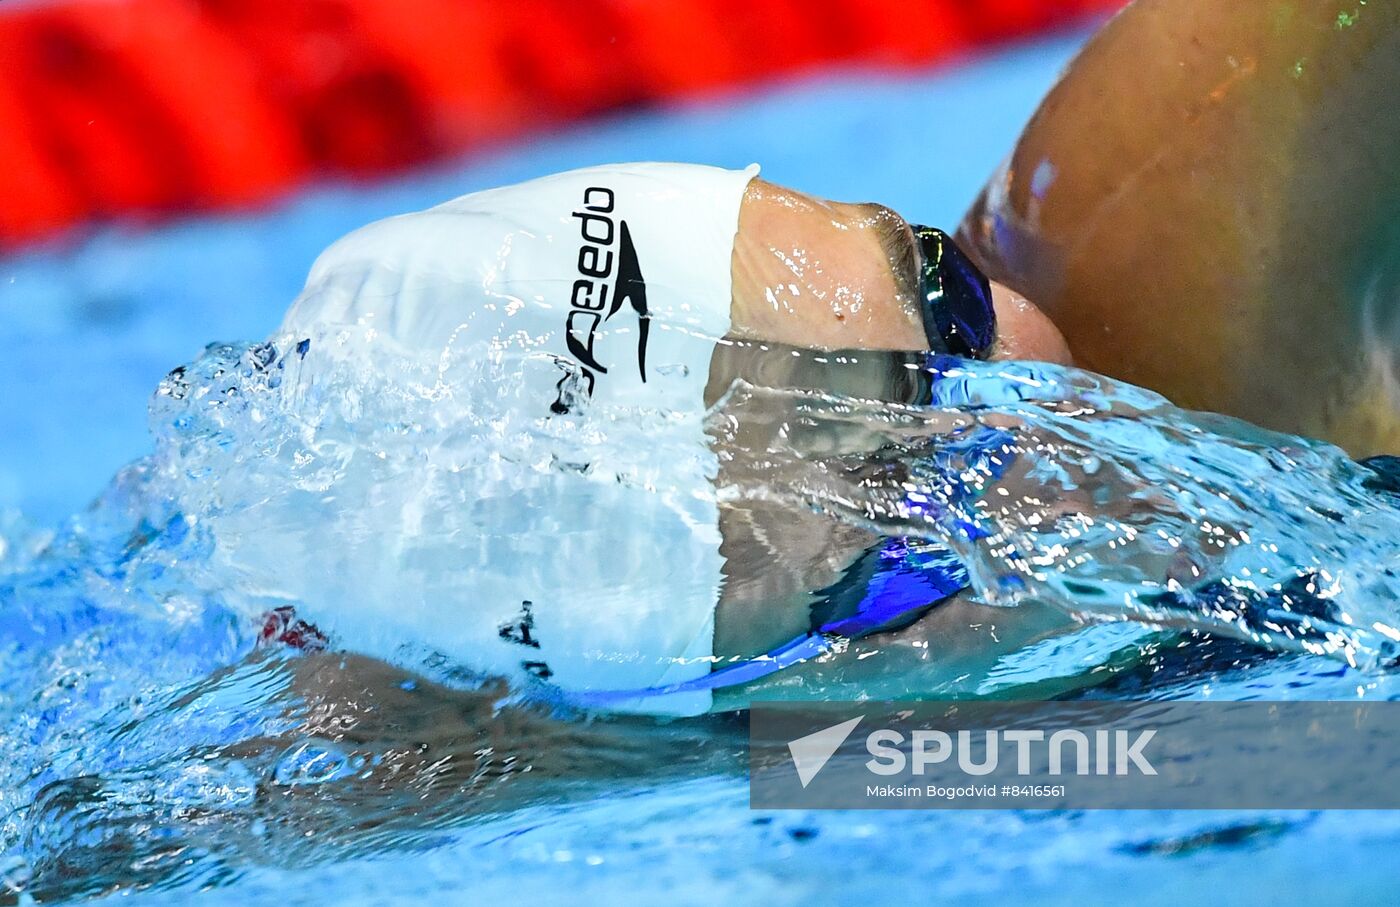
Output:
top-left (4, 31), bottom-right (1400, 907)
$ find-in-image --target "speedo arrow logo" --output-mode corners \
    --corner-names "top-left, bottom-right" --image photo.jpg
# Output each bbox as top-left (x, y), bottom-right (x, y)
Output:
top-left (788, 715), bottom-right (865, 788)
top-left (612, 220), bottom-right (649, 380)
top-left (554, 185), bottom-right (651, 415)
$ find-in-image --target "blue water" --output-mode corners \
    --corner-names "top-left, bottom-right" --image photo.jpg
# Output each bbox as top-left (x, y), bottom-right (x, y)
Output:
top-left (4, 29), bottom-right (1400, 906)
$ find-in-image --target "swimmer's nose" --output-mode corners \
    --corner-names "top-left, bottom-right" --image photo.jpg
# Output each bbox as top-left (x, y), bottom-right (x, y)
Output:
top-left (910, 225), bottom-right (997, 359)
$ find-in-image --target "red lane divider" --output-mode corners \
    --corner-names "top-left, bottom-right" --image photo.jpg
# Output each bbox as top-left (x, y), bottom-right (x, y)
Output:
top-left (0, 0), bottom-right (1124, 246)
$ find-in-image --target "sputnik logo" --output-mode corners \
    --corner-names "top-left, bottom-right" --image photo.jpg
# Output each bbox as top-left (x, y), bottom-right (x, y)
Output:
top-left (787, 715), bottom-right (864, 788)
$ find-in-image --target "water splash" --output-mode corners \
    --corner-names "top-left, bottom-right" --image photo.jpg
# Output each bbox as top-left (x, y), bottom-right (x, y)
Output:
top-left (132, 337), bottom-right (1400, 679)
top-left (3, 335), bottom-right (1400, 897)
top-left (714, 354), bottom-right (1400, 669)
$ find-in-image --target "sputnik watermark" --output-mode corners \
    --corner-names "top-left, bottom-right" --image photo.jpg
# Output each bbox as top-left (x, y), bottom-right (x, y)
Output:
top-left (865, 727), bottom-right (1156, 777)
top-left (788, 716), bottom-right (864, 788)
top-left (789, 717), bottom-right (1157, 789)
top-left (750, 701), bottom-right (1400, 809)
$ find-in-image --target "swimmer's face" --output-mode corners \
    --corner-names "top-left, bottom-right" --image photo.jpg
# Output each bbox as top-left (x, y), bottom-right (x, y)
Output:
top-left (729, 179), bottom-right (1072, 364)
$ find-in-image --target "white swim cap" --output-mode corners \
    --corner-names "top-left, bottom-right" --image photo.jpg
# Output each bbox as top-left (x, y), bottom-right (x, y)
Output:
top-left (269, 163), bottom-right (760, 714)
top-left (283, 161), bottom-right (759, 415)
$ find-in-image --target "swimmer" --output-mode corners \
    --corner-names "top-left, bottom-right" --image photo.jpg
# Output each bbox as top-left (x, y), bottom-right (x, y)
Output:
top-left (231, 2), bottom-right (1400, 715)
top-left (959, 0), bottom-right (1400, 457)
top-left (237, 163), bottom-right (1073, 715)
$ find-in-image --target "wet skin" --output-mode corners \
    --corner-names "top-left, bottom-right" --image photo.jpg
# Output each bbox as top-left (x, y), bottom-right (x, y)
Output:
top-left (730, 178), bottom-right (1072, 362)
top-left (959, 0), bottom-right (1400, 457)
top-left (712, 0), bottom-right (1400, 667)
top-left (709, 179), bottom-right (1074, 658)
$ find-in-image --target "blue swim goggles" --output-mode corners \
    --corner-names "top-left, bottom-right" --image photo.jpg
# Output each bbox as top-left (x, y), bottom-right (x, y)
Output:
top-left (912, 225), bottom-right (997, 360)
